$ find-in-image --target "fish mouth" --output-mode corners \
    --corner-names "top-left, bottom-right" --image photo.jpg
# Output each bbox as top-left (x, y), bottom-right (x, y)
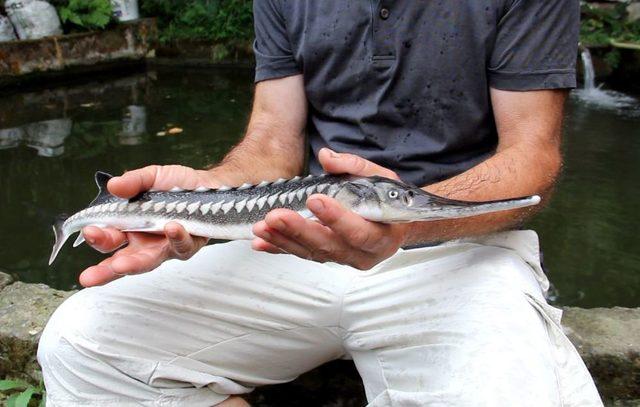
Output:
top-left (407, 190), bottom-right (541, 220)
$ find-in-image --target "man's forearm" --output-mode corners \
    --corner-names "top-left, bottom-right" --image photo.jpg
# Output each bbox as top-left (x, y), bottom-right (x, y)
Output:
top-left (207, 119), bottom-right (305, 186)
top-left (205, 75), bottom-right (308, 186)
top-left (402, 88), bottom-right (566, 246)
top-left (404, 141), bottom-right (561, 245)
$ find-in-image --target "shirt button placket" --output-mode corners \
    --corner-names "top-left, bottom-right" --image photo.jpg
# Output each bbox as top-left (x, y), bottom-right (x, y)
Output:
top-left (372, 1), bottom-right (395, 68)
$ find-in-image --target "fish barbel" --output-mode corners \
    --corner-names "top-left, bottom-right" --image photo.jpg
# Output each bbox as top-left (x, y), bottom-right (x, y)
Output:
top-left (49, 171), bottom-right (541, 264)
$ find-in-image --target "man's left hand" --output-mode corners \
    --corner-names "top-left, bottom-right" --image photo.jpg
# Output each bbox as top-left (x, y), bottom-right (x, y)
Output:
top-left (252, 148), bottom-right (409, 270)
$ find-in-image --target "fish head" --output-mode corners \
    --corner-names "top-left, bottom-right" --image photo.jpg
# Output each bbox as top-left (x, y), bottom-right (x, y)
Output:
top-left (332, 176), bottom-right (423, 222)
top-left (334, 176), bottom-right (541, 223)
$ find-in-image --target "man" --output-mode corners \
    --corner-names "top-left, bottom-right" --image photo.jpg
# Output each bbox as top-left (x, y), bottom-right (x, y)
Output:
top-left (38, 1), bottom-right (603, 406)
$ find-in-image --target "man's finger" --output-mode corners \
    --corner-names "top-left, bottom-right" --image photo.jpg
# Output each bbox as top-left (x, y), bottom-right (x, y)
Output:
top-left (262, 209), bottom-right (341, 261)
top-left (165, 222), bottom-right (199, 260)
top-left (82, 226), bottom-right (127, 253)
top-left (79, 257), bottom-right (123, 287)
top-left (254, 226), bottom-right (321, 261)
top-left (108, 165), bottom-right (159, 198)
top-left (251, 237), bottom-right (286, 254)
top-left (110, 249), bottom-right (164, 275)
top-left (307, 194), bottom-right (384, 252)
top-left (318, 148), bottom-right (399, 179)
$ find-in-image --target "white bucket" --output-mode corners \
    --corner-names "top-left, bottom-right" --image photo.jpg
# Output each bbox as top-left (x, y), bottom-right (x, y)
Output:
top-left (0, 15), bottom-right (17, 42)
top-left (111, 0), bottom-right (139, 22)
top-left (5, 0), bottom-right (62, 40)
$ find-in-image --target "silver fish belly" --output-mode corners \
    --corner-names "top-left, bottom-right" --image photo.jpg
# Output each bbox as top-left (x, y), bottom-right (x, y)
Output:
top-left (49, 171), bottom-right (541, 265)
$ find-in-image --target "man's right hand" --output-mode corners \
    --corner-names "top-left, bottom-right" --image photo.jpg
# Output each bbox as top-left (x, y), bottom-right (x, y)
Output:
top-left (79, 165), bottom-right (220, 287)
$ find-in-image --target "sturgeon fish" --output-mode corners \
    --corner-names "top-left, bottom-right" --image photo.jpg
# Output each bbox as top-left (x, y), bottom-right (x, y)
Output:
top-left (49, 171), bottom-right (541, 264)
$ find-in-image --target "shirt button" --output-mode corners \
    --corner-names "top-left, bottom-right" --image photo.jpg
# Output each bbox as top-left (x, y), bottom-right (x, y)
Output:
top-left (379, 7), bottom-right (390, 20)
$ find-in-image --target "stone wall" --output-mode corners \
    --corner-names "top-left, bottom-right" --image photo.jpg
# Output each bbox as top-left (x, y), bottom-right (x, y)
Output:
top-left (0, 271), bottom-right (638, 405)
top-left (0, 18), bottom-right (156, 89)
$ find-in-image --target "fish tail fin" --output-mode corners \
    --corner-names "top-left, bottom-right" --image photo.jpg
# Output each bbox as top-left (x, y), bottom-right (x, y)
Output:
top-left (49, 215), bottom-right (70, 265)
top-left (89, 171), bottom-right (115, 206)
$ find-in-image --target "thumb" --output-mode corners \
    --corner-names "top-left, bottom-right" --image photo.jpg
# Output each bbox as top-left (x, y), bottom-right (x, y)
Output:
top-left (108, 165), bottom-right (159, 199)
top-left (318, 148), bottom-right (399, 179)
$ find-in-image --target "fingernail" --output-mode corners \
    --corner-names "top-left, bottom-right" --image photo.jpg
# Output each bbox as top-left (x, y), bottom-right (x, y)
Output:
top-left (307, 198), bottom-right (324, 212)
top-left (166, 228), bottom-right (179, 239)
top-left (273, 219), bottom-right (287, 231)
top-left (86, 236), bottom-right (95, 245)
top-left (260, 231), bottom-right (272, 240)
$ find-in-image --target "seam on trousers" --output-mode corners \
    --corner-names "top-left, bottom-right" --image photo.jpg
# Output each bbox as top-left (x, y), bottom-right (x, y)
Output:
top-left (524, 293), bottom-right (565, 407)
top-left (336, 272), bottom-right (361, 342)
top-left (58, 330), bottom-right (153, 388)
top-left (148, 326), bottom-right (348, 404)
top-left (157, 325), bottom-right (345, 376)
top-left (373, 349), bottom-right (392, 398)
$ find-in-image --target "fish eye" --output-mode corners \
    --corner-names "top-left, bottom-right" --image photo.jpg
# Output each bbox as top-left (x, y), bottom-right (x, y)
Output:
top-left (388, 190), bottom-right (399, 199)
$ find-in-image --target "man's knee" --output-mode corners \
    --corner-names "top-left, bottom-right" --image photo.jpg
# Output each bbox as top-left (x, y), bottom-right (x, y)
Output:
top-left (37, 286), bottom-right (138, 385)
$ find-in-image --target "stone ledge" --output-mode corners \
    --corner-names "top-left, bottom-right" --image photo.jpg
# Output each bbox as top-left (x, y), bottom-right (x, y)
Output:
top-left (0, 281), bottom-right (75, 382)
top-left (0, 280), bottom-right (637, 404)
top-left (0, 19), bottom-right (157, 89)
top-left (563, 307), bottom-right (640, 402)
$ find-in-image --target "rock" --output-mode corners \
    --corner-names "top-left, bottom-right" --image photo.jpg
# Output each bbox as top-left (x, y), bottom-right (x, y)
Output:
top-left (0, 271), bottom-right (13, 290)
top-left (628, 3), bottom-right (640, 22)
top-left (0, 282), bottom-right (75, 382)
top-left (562, 307), bottom-right (640, 402)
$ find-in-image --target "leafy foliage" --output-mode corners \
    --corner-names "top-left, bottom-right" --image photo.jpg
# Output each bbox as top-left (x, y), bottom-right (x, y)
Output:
top-left (0, 378), bottom-right (46, 407)
top-left (581, 2), bottom-right (640, 47)
top-left (57, 0), bottom-right (114, 31)
top-left (139, 0), bottom-right (253, 42)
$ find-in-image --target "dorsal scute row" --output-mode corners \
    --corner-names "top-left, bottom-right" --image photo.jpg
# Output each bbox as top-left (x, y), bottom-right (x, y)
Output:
top-left (167, 173), bottom-right (324, 194)
top-left (79, 178), bottom-right (332, 218)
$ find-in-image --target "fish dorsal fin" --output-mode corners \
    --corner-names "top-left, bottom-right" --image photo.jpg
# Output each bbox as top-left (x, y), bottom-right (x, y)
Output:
top-left (90, 171), bottom-right (115, 206)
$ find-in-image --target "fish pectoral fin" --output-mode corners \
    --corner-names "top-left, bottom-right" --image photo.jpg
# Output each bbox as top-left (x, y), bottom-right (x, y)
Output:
top-left (72, 233), bottom-right (86, 247)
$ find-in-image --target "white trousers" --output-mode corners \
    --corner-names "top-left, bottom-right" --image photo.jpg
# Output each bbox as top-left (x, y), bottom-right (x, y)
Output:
top-left (38, 230), bottom-right (603, 406)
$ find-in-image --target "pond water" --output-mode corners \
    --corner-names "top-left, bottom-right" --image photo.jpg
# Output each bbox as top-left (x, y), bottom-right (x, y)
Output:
top-left (0, 67), bottom-right (638, 308)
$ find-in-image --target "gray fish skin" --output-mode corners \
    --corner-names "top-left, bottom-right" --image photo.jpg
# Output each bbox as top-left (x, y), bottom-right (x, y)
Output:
top-left (49, 171), bottom-right (541, 265)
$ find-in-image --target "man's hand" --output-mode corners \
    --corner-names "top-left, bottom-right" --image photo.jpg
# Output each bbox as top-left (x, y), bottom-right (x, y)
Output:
top-left (252, 148), bottom-right (409, 270)
top-left (79, 165), bottom-right (218, 287)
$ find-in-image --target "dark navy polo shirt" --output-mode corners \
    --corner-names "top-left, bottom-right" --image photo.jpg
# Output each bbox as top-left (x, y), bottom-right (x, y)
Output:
top-left (253, 1), bottom-right (579, 186)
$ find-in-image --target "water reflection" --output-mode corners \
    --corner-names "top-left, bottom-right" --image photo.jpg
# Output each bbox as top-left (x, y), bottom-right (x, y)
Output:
top-left (0, 108), bottom-right (150, 155)
top-left (0, 73), bottom-right (154, 155)
top-left (1, 119), bottom-right (73, 157)
top-left (0, 127), bottom-right (23, 149)
top-left (120, 105), bottom-right (148, 145)
top-left (0, 68), bottom-right (253, 291)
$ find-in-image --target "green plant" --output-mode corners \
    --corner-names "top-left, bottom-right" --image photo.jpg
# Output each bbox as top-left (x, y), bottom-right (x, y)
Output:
top-left (57, 0), bottom-right (114, 31)
top-left (580, 2), bottom-right (640, 69)
top-left (581, 2), bottom-right (640, 47)
top-left (140, 0), bottom-right (253, 42)
top-left (0, 379), bottom-right (46, 407)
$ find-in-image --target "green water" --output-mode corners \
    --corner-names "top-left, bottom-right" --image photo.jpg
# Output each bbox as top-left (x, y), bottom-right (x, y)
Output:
top-left (0, 68), bottom-right (638, 308)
